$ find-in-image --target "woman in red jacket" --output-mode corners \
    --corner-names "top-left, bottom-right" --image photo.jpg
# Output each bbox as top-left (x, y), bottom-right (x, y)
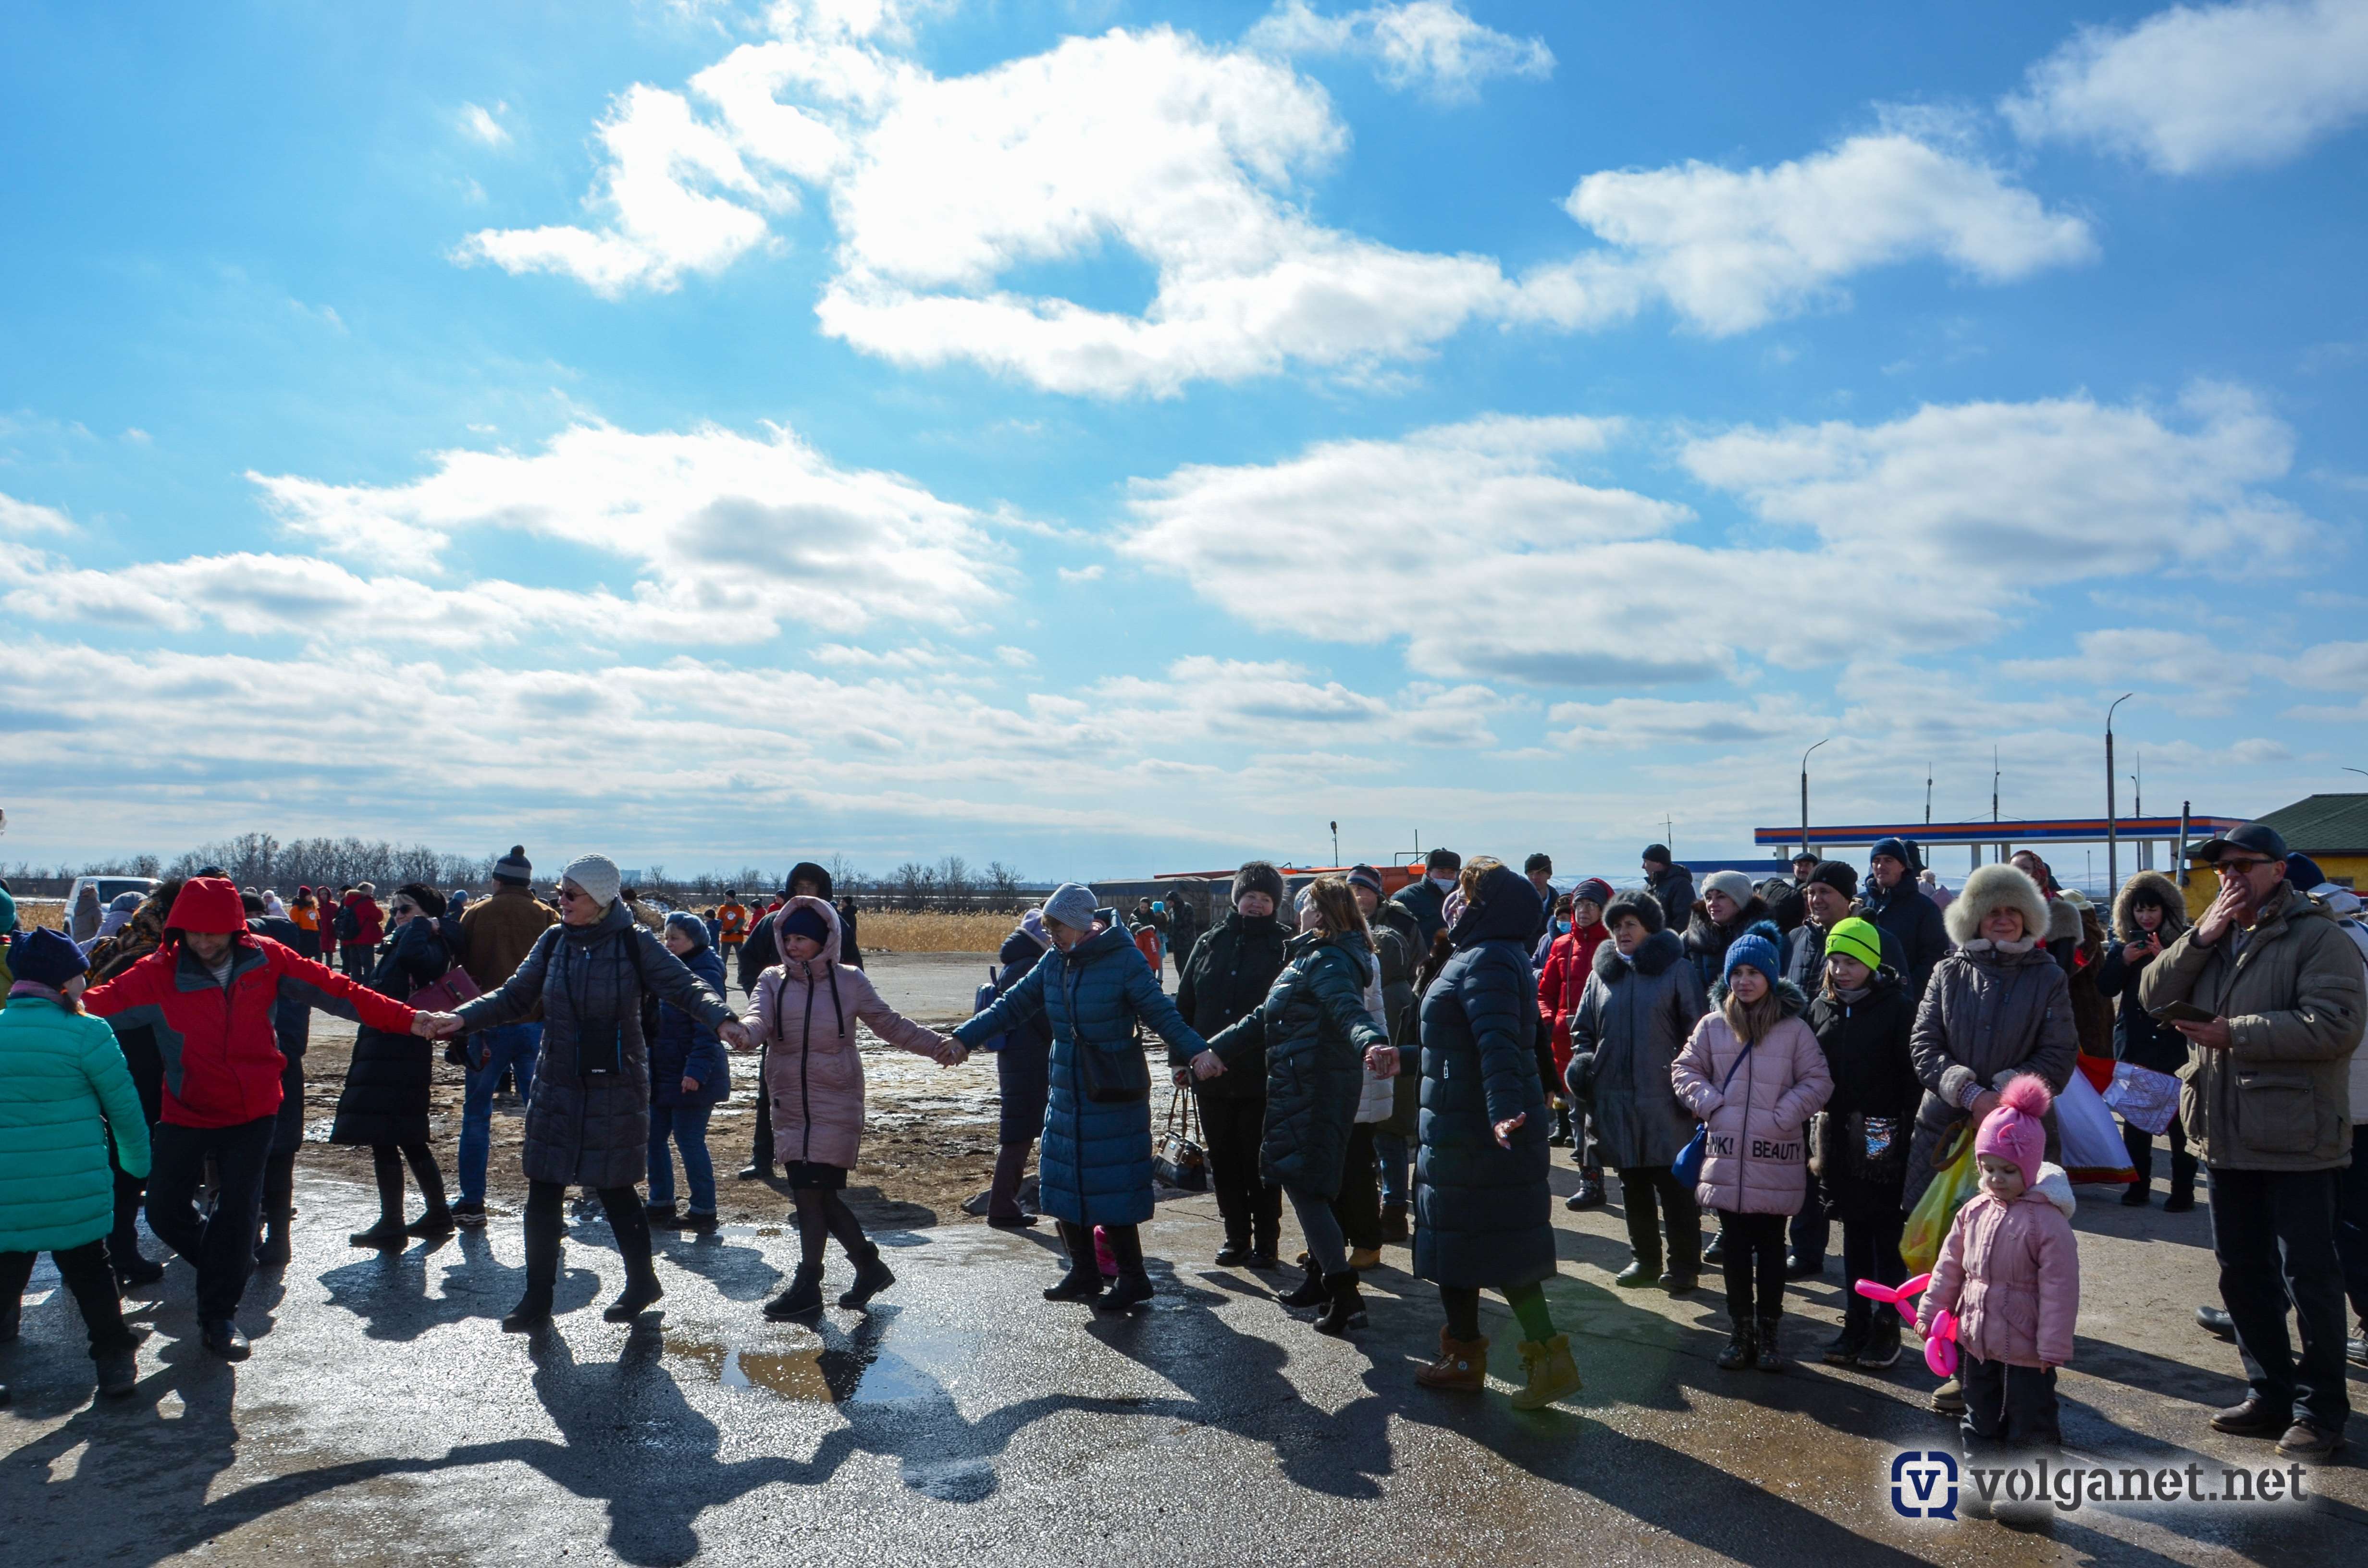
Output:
top-left (81, 878), bottom-right (452, 1359)
top-left (1538, 877), bottom-right (1613, 1210)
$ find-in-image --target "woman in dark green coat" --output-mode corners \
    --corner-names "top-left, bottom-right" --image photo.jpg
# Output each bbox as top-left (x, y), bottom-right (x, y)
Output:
top-left (1203, 878), bottom-right (1387, 1335)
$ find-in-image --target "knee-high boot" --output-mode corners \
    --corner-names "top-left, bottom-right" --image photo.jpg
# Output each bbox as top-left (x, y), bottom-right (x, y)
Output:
top-left (1043, 1221), bottom-right (1104, 1301)
top-left (504, 1189), bottom-right (563, 1331)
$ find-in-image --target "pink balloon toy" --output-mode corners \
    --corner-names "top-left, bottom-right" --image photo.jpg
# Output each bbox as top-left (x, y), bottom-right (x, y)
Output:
top-left (1853, 1272), bottom-right (1959, 1377)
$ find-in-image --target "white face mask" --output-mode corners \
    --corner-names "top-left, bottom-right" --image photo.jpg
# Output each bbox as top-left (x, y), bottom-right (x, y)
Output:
top-left (1431, 873), bottom-right (1457, 893)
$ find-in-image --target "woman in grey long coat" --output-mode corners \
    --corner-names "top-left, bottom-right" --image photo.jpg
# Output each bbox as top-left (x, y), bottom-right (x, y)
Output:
top-left (442, 854), bottom-right (745, 1331)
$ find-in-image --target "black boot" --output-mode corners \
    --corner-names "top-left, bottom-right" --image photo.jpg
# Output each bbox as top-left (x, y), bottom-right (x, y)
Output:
top-left (1095, 1271), bottom-right (1154, 1313)
top-left (838, 1245), bottom-right (896, 1310)
top-left (765, 1263), bottom-right (825, 1320)
top-left (1043, 1223), bottom-right (1104, 1301)
top-left (348, 1218), bottom-right (408, 1248)
top-left (254, 1204), bottom-right (294, 1267)
top-left (1280, 1259), bottom-right (1329, 1310)
top-left (503, 1200), bottom-right (561, 1332)
top-left (1756, 1316), bottom-right (1787, 1372)
top-left (1716, 1322), bottom-right (1757, 1371)
top-left (1315, 1267), bottom-right (1365, 1336)
top-left (604, 1269), bottom-right (665, 1322)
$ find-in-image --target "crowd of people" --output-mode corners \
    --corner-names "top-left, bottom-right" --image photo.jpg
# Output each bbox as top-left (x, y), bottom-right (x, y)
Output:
top-left (2, 820), bottom-right (2365, 1495)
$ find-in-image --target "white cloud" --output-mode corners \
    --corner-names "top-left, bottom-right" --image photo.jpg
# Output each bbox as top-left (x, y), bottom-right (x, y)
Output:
top-left (1246, 0), bottom-right (1554, 102)
top-left (457, 85), bottom-right (782, 295)
top-left (1056, 564), bottom-right (1105, 583)
top-left (246, 417), bottom-right (1014, 633)
top-left (2003, 0), bottom-right (2368, 174)
top-left (1522, 133), bottom-right (2097, 337)
top-left (459, 101), bottom-right (512, 147)
top-left (1547, 695), bottom-right (1832, 751)
top-left (0, 491), bottom-right (74, 535)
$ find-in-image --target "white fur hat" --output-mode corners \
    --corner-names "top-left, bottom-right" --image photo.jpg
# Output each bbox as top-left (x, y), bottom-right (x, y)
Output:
top-left (1945, 864), bottom-right (2049, 945)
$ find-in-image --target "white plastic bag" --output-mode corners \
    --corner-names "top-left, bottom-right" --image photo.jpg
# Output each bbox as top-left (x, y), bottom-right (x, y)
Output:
top-left (2102, 1059), bottom-right (2180, 1137)
top-left (2055, 1067), bottom-right (2138, 1184)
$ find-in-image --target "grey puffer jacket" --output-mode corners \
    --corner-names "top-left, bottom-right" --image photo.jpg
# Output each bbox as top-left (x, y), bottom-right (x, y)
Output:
top-left (1903, 941), bottom-right (2076, 1208)
top-left (1566, 928), bottom-right (1706, 1170)
top-left (2137, 884), bottom-right (2366, 1171)
top-left (455, 899), bottom-right (734, 1188)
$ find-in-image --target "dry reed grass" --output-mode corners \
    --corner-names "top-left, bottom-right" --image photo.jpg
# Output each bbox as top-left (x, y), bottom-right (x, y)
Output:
top-left (857, 910), bottom-right (1014, 953)
top-left (15, 900), bottom-right (68, 932)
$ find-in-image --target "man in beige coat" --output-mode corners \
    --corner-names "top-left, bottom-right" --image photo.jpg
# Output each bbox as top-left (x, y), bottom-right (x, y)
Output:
top-left (2141, 822), bottom-right (2366, 1460)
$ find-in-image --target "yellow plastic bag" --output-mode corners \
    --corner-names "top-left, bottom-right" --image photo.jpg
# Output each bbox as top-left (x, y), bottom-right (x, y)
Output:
top-left (1900, 1123), bottom-right (1980, 1275)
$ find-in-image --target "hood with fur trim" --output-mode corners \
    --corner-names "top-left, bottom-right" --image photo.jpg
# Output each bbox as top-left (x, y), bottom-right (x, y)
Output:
top-left (1945, 864), bottom-right (2050, 947)
top-left (1593, 926), bottom-right (1684, 981)
top-left (2046, 893), bottom-right (2086, 946)
top-left (2111, 870), bottom-right (2189, 943)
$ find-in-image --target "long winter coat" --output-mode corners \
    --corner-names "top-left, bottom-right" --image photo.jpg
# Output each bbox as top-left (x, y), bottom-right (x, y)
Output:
top-left (1671, 983), bottom-right (1833, 1216)
top-left (0, 992), bottom-right (152, 1253)
top-left (1922, 1186), bottom-right (2080, 1370)
top-left (1903, 943), bottom-right (2077, 1207)
top-left (745, 897), bottom-right (943, 1169)
top-left (651, 940), bottom-right (731, 1108)
top-left (2138, 883), bottom-right (2366, 1171)
top-left (1172, 910), bottom-right (1293, 1104)
top-left (330, 918), bottom-right (456, 1147)
top-left (1206, 929), bottom-right (1386, 1199)
top-left (990, 924), bottom-right (1053, 1144)
top-left (1804, 968), bottom-right (1922, 1223)
top-left (953, 911), bottom-right (1209, 1226)
top-left (1408, 866), bottom-right (1554, 1292)
top-left (1536, 918), bottom-right (1609, 1074)
top-left (2096, 871), bottom-right (2191, 1075)
top-left (1682, 894), bottom-right (1771, 993)
top-left (1566, 928), bottom-right (1706, 1170)
top-left (85, 934), bottom-right (416, 1130)
top-left (454, 899), bottom-right (734, 1189)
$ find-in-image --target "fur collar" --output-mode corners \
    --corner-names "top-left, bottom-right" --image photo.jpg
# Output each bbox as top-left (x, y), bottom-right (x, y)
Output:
top-left (2111, 870), bottom-right (2188, 943)
top-left (1595, 926), bottom-right (1683, 981)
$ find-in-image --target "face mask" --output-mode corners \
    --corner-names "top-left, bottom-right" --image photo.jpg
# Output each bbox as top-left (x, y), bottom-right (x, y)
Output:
top-left (1431, 874), bottom-right (1457, 893)
top-left (1553, 919), bottom-right (1571, 937)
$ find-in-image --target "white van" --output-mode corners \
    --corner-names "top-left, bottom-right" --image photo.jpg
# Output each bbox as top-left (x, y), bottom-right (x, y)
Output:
top-left (64, 874), bottom-right (161, 929)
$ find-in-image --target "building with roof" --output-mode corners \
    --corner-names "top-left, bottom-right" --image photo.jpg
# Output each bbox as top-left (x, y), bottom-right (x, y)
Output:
top-left (2256, 794), bottom-right (2368, 890)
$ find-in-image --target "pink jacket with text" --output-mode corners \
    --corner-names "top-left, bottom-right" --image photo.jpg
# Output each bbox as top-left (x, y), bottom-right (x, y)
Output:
top-left (1670, 983), bottom-right (1833, 1216)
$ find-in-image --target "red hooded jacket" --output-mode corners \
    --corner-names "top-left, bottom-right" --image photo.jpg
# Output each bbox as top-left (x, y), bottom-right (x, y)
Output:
top-left (1538, 919), bottom-right (1611, 1074)
top-left (85, 934), bottom-right (418, 1128)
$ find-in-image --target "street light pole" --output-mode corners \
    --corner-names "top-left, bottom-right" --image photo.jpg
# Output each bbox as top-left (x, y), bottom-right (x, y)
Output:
top-left (1801, 737), bottom-right (1830, 859)
top-left (1329, 821), bottom-right (1339, 866)
top-left (2106, 693), bottom-right (2134, 894)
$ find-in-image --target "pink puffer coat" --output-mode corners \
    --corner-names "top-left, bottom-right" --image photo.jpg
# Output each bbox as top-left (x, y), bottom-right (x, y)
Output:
top-left (1920, 1185), bottom-right (2080, 1369)
top-left (1670, 983), bottom-right (1833, 1216)
top-left (743, 897), bottom-right (946, 1170)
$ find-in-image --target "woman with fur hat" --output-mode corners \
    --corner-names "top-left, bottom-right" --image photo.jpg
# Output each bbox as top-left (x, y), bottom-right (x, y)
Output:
top-left (1672, 926), bottom-right (1833, 1370)
top-left (330, 883), bottom-right (463, 1247)
top-left (1906, 863), bottom-right (2077, 1412)
top-left (740, 896), bottom-right (959, 1319)
top-left (2097, 871), bottom-right (2195, 1210)
top-left (1565, 889), bottom-right (1709, 1287)
top-left (1683, 871), bottom-right (1771, 993)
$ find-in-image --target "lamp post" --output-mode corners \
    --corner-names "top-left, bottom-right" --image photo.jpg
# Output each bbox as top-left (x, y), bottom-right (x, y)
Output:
top-left (2106, 693), bottom-right (2134, 894)
top-left (1800, 737), bottom-right (1830, 859)
top-left (1329, 821), bottom-right (1339, 866)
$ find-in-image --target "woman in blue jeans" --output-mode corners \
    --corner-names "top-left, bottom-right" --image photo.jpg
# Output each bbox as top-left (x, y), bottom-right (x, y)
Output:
top-left (649, 913), bottom-right (730, 1231)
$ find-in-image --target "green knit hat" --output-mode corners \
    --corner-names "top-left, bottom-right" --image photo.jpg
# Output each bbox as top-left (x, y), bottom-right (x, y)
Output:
top-left (1825, 916), bottom-right (1884, 974)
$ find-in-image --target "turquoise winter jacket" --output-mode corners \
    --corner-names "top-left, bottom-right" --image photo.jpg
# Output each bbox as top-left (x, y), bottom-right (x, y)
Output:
top-left (0, 992), bottom-right (152, 1253)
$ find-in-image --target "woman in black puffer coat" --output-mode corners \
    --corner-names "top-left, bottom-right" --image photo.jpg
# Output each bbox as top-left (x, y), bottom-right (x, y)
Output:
top-left (331, 883), bottom-right (459, 1248)
top-left (1205, 878), bottom-right (1387, 1336)
top-left (2096, 870), bottom-right (2195, 1209)
top-left (446, 855), bottom-right (743, 1330)
top-left (1387, 860), bottom-right (1579, 1411)
top-left (984, 910), bottom-right (1053, 1227)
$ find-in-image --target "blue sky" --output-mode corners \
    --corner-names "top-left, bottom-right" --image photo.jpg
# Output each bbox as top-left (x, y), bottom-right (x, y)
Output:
top-left (4, 0), bottom-right (2367, 885)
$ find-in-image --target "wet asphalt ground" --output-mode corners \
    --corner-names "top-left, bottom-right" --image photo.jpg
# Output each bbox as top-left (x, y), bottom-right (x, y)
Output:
top-left (3, 950), bottom-right (2365, 1565)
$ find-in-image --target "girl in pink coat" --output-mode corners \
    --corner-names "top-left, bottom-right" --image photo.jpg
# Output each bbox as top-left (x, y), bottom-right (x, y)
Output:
top-left (1919, 1076), bottom-right (2080, 1465)
top-left (1672, 926), bottom-right (1832, 1371)
top-left (738, 896), bottom-right (960, 1321)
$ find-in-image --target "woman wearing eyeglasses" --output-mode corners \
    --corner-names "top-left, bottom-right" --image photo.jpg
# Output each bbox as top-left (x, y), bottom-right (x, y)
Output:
top-left (431, 855), bottom-right (749, 1331)
top-left (330, 883), bottom-right (464, 1247)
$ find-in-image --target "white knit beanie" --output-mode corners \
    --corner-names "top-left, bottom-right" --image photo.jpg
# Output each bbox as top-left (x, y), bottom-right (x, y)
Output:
top-left (1701, 870), bottom-right (1756, 909)
top-left (560, 853), bottom-right (622, 909)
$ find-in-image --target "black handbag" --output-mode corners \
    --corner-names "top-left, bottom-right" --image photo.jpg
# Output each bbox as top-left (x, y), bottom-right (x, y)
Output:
top-left (1152, 1087), bottom-right (1209, 1190)
top-left (1077, 1032), bottom-right (1152, 1104)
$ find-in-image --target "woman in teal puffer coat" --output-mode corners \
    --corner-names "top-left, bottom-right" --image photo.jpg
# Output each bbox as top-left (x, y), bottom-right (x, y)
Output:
top-left (0, 928), bottom-right (149, 1397)
top-left (952, 882), bottom-right (1209, 1313)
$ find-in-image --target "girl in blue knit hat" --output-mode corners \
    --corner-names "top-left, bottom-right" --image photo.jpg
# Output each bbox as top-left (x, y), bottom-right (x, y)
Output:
top-left (1671, 924), bottom-right (1832, 1371)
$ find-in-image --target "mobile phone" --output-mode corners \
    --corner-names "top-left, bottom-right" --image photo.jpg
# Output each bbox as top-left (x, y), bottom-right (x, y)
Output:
top-left (2149, 1000), bottom-right (2215, 1026)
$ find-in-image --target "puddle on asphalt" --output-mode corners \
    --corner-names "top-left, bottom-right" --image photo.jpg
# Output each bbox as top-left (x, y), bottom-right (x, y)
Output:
top-left (668, 1317), bottom-right (961, 1406)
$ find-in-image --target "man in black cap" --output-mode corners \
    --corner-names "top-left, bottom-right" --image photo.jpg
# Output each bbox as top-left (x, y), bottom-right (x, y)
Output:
top-left (1860, 836), bottom-right (1948, 1004)
top-left (1760, 850), bottom-right (1820, 936)
top-left (1394, 848), bottom-right (1461, 945)
top-left (1174, 861), bottom-right (1294, 1266)
top-left (1641, 845), bottom-right (1694, 935)
top-left (2142, 821), bottom-right (2367, 1460)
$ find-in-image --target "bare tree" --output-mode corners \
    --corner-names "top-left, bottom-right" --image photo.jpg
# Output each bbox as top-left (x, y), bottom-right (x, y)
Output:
top-left (985, 860), bottom-right (1022, 910)
top-left (937, 855), bottom-right (973, 907)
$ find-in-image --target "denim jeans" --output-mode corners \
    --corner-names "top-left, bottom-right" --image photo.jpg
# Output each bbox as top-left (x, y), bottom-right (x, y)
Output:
top-left (457, 1023), bottom-right (541, 1206)
top-left (1373, 1130), bottom-right (1410, 1209)
top-left (649, 1102), bottom-right (717, 1213)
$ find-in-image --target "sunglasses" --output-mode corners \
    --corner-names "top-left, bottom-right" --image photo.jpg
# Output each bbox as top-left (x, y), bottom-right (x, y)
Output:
top-left (555, 886), bottom-right (590, 902)
top-left (389, 902), bottom-right (417, 916)
top-left (2216, 858), bottom-right (2272, 874)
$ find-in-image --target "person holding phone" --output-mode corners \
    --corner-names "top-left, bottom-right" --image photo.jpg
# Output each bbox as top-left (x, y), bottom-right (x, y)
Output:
top-left (2138, 822), bottom-right (2365, 1461)
top-left (2097, 871), bottom-right (2195, 1209)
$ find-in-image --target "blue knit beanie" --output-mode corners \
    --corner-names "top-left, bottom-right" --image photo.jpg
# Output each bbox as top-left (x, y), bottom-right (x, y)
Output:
top-left (8, 927), bottom-right (86, 989)
top-left (665, 910), bottom-right (710, 949)
top-left (1723, 931), bottom-right (1782, 987)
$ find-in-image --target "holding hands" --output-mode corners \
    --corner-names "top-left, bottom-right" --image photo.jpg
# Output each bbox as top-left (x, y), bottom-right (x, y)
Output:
top-left (933, 1034), bottom-right (968, 1067)
top-left (718, 1020), bottom-right (753, 1051)
top-left (1189, 1050), bottom-right (1224, 1081)
top-left (415, 1012), bottom-right (465, 1040)
top-left (1363, 1043), bottom-right (1399, 1079)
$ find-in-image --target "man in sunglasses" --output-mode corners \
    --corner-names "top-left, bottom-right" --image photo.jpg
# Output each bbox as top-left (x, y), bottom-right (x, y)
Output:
top-left (2141, 821), bottom-right (2367, 1460)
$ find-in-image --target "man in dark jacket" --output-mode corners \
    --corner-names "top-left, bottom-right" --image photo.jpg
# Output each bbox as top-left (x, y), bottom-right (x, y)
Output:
top-left (1174, 861), bottom-right (1294, 1265)
top-left (1642, 845), bottom-right (1694, 935)
top-left (739, 861), bottom-right (838, 1179)
top-left (1859, 836), bottom-right (1948, 1005)
top-left (1165, 885), bottom-right (1203, 982)
top-left (1761, 850), bottom-right (1819, 935)
top-left (451, 845), bottom-right (557, 1225)
top-left (1393, 849), bottom-right (1461, 944)
top-left (1524, 853), bottom-right (1556, 945)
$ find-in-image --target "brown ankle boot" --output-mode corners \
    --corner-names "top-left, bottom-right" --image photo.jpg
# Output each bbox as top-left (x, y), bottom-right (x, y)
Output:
top-left (1416, 1326), bottom-right (1489, 1391)
top-left (1510, 1333), bottom-right (1582, 1410)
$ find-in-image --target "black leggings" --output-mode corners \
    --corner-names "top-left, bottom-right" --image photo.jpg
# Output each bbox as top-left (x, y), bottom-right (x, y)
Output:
top-left (792, 1187), bottom-right (872, 1268)
top-left (370, 1140), bottom-right (448, 1223)
top-left (1718, 1210), bottom-right (1788, 1323)
top-left (1440, 1281), bottom-right (1554, 1343)
top-left (521, 1178), bottom-right (651, 1290)
top-left (0, 1239), bottom-right (137, 1357)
